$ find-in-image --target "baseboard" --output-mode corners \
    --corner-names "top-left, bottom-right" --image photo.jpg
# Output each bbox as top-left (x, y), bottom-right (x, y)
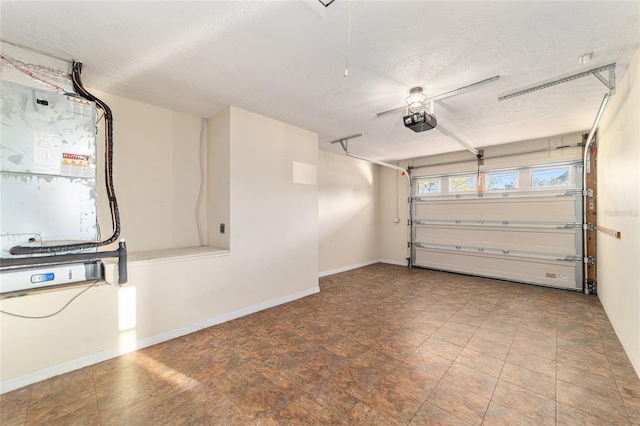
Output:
top-left (379, 259), bottom-right (408, 267)
top-left (0, 286), bottom-right (319, 394)
top-left (318, 259), bottom-right (379, 277)
top-left (319, 259), bottom-right (409, 278)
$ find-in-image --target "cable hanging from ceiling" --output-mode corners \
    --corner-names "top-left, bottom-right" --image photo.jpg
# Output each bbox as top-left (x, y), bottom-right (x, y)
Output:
top-left (344, 0), bottom-right (352, 77)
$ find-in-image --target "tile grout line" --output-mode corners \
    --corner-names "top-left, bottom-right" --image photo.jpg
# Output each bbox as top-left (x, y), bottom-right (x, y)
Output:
top-left (482, 292), bottom-right (523, 424)
top-left (554, 297), bottom-right (558, 426)
top-left (594, 307), bottom-right (634, 424)
top-left (486, 292), bottom-right (551, 425)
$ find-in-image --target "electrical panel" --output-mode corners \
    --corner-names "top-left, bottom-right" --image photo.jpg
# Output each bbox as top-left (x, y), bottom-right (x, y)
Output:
top-left (0, 80), bottom-right (98, 257)
top-left (0, 80), bottom-right (99, 293)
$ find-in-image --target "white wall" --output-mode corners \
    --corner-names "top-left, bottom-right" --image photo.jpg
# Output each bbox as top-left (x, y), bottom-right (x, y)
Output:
top-left (379, 165), bottom-right (411, 264)
top-left (93, 90), bottom-right (206, 252)
top-left (318, 151), bottom-right (380, 274)
top-left (0, 103), bottom-right (319, 390)
top-left (207, 107), bottom-right (230, 249)
top-left (228, 106), bottom-right (319, 297)
top-left (597, 46), bottom-right (640, 376)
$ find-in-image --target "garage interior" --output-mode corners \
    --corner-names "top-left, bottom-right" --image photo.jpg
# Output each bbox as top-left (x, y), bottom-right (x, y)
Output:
top-left (0, 1), bottom-right (639, 425)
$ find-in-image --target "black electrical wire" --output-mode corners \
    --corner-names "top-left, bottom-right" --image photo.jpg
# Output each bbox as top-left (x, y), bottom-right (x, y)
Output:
top-left (0, 281), bottom-right (100, 319)
top-left (9, 61), bottom-right (121, 256)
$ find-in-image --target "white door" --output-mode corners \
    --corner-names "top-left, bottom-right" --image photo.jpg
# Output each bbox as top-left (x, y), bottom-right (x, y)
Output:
top-left (411, 162), bottom-right (583, 290)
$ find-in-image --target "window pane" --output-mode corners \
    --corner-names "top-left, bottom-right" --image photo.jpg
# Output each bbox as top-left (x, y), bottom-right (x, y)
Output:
top-left (485, 171), bottom-right (518, 190)
top-left (449, 175), bottom-right (476, 192)
top-left (417, 178), bottom-right (441, 194)
top-left (531, 167), bottom-right (570, 188)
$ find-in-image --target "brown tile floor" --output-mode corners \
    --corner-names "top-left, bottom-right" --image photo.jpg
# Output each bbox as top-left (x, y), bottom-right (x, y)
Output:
top-left (2, 263), bottom-right (639, 425)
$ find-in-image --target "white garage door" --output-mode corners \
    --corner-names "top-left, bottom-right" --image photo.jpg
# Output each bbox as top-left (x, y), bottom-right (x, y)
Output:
top-left (411, 161), bottom-right (583, 290)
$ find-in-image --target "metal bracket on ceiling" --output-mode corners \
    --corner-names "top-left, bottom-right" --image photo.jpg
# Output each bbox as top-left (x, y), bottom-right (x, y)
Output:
top-left (435, 125), bottom-right (480, 157)
top-left (329, 133), bottom-right (411, 184)
top-left (329, 133), bottom-right (362, 153)
top-left (499, 63), bottom-right (617, 101)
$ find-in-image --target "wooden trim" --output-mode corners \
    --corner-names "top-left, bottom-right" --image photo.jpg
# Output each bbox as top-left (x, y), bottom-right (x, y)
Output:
top-left (597, 225), bottom-right (621, 239)
top-left (584, 133), bottom-right (597, 286)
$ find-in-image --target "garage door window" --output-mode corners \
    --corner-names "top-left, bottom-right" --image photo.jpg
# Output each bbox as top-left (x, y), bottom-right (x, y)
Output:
top-left (417, 178), bottom-right (441, 194)
top-left (485, 171), bottom-right (518, 191)
top-left (449, 175), bottom-right (476, 192)
top-left (531, 167), bottom-right (570, 188)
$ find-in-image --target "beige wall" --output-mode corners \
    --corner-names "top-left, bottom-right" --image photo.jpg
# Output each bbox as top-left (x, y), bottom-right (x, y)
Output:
top-left (379, 164), bottom-right (411, 264)
top-left (318, 151), bottom-right (380, 274)
top-left (93, 90), bottom-right (206, 252)
top-left (0, 103), bottom-right (319, 389)
top-left (597, 46), bottom-right (640, 376)
top-left (207, 107), bottom-right (230, 249)
top-left (228, 107), bottom-right (319, 293)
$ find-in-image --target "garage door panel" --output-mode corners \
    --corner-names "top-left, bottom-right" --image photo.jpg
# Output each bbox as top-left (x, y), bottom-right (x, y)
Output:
top-left (414, 248), bottom-right (579, 290)
top-left (414, 197), bottom-right (578, 222)
top-left (410, 162), bottom-right (583, 290)
top-left (414, 226), bottom-right (576, 254)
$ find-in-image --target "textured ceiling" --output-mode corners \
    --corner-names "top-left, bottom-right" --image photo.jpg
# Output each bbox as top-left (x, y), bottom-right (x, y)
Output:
top-left (1, 1), bottom-right (639, 162)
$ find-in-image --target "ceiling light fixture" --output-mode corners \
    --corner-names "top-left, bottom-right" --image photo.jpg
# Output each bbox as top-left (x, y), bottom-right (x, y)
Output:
top-left (406, 87), bottom-right (426, 111)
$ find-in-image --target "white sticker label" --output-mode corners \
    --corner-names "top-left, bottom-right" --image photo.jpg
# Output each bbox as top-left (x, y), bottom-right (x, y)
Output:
top-left (33, 131), bottom-right (61, 175)
top-left (65, 95), bottom-right (92, 117)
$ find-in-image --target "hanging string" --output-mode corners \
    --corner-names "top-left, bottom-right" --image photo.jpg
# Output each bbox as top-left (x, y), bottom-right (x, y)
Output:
top-left (396, 162), bottom-right (400, 217)
top-left (344, 0), bottom-right (352, 77)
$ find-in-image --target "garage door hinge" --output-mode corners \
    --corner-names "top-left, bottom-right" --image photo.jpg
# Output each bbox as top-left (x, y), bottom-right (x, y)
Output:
top-left (563, 222), bottom-right (582, 229)
top-left (583, 223), bottom-right (595, 231)
top-left (584, 256), bottom-right (595, 265)
top-left (587, 280), bottom-right (597, 293)
top-left (565, 255), bottom-right (583, 262)
top-left (583, 189), bottom-right (594, 197)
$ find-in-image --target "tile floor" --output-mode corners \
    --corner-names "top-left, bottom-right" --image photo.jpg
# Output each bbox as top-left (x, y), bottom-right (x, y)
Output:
top-left (1, 263), bottom-right (639, 425)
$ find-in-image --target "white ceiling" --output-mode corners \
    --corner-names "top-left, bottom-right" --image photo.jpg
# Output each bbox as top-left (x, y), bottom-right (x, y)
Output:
top-left (1, 1), bottom-right (639, 162)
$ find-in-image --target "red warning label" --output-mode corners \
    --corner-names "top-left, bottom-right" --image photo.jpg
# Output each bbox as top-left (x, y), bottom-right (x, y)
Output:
top-left (63, 153), bottom-right (90, 161)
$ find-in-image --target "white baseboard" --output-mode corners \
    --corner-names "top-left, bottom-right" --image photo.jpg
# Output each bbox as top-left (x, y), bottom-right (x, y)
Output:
top-left (319, 259), bottom-right (408, 278)
top-left (0, 286), bottom-right (319, 394)
top-left (318, 259), bottom-right (380, 277)
top-left (379, 259), bottom-right (408, 267)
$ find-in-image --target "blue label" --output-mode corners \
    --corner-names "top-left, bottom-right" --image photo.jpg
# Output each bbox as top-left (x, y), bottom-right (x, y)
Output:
top-left (31, 273), bottom-right (55, 283)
